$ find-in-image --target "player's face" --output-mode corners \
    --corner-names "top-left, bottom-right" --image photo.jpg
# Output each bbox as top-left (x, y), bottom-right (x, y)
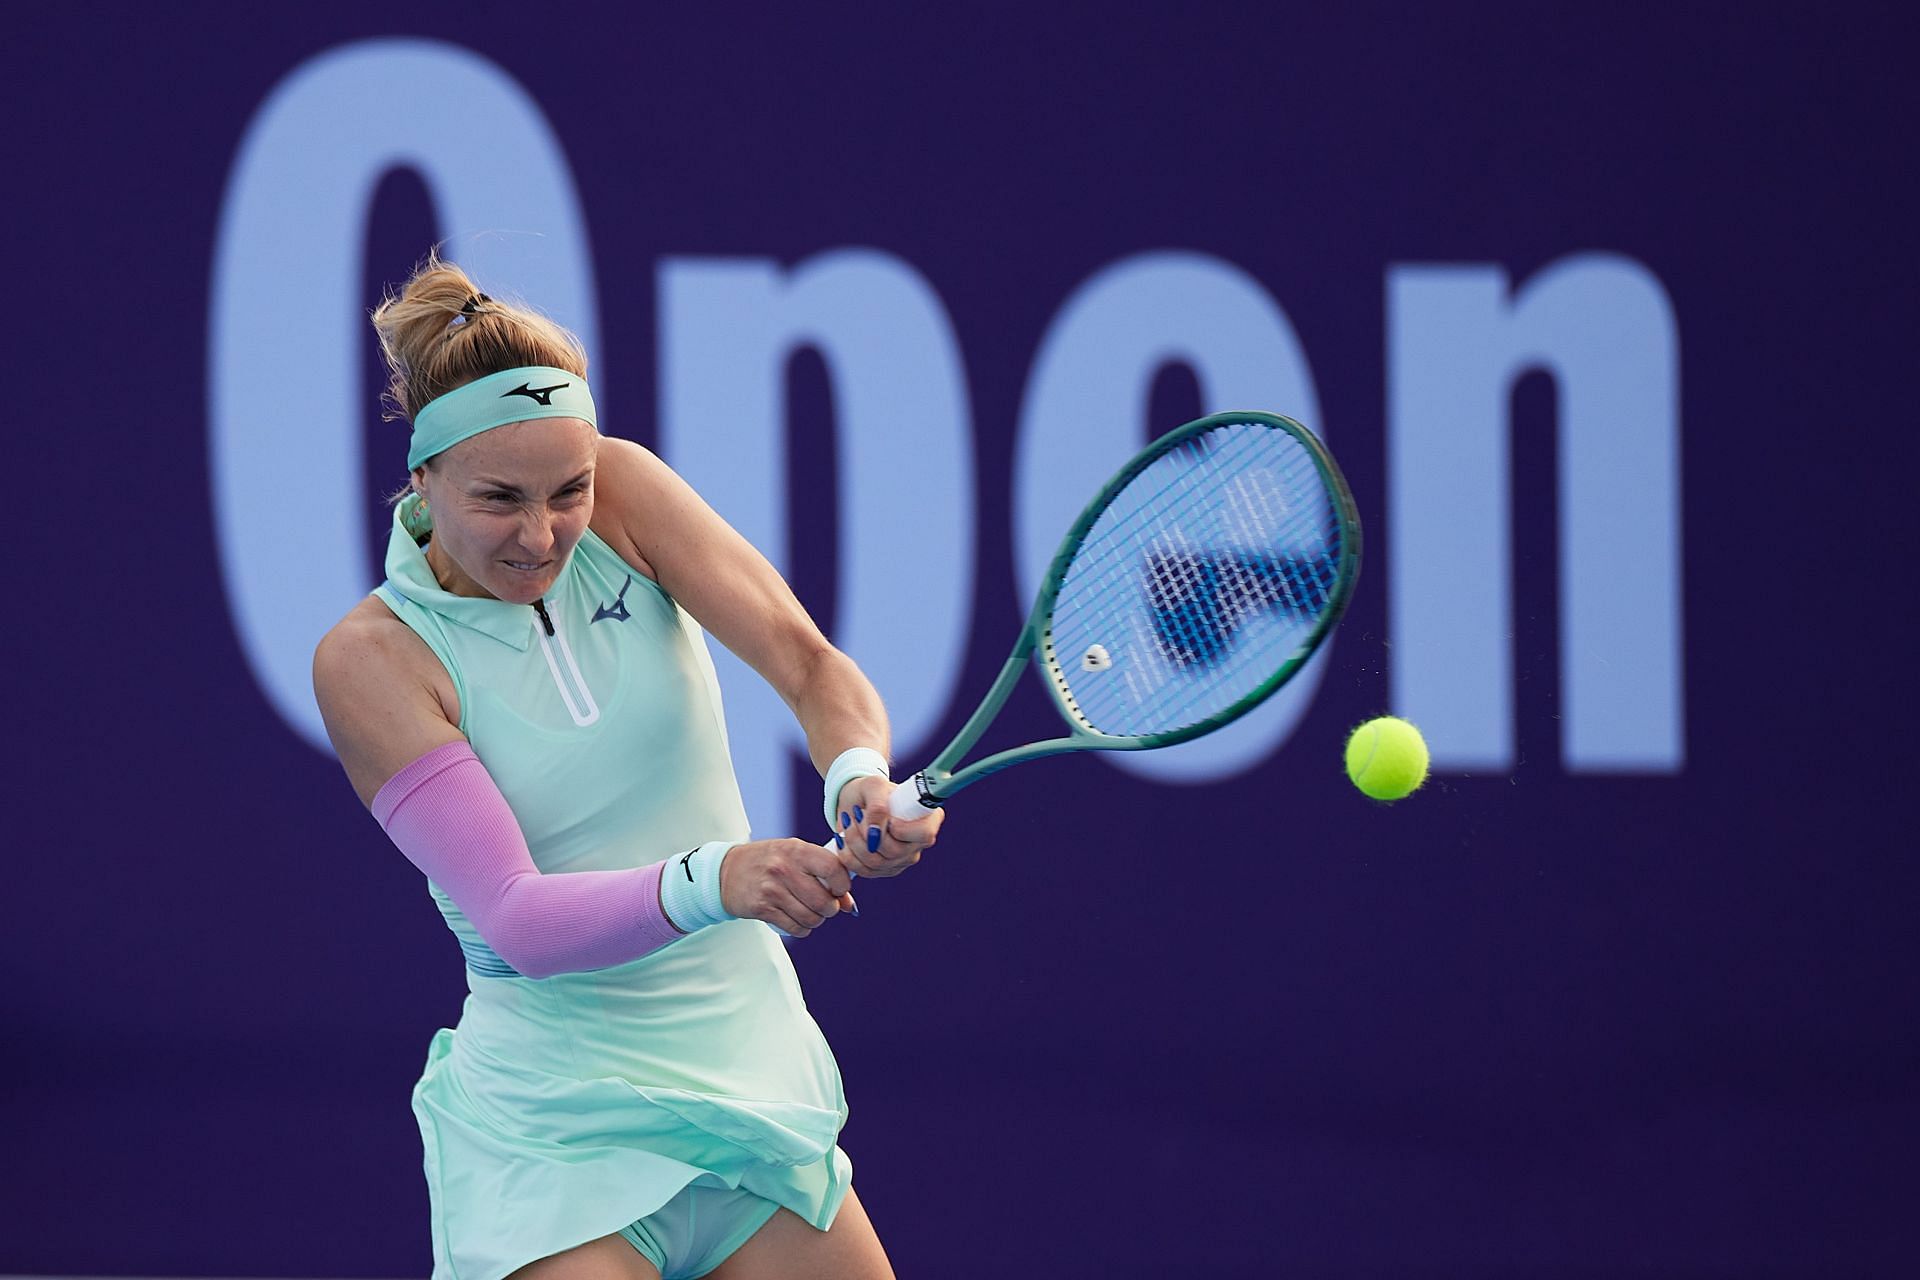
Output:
top-left (413, 418), bottom-right (598, 605)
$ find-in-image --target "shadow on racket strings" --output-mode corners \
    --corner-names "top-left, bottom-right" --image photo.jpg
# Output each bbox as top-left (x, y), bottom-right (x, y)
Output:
top-left (1144, 548), bottom-right (1336, 669)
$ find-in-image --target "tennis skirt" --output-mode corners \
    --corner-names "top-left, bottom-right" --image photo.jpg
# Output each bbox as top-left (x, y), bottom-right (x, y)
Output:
top-left (410, 920), bottom-right (852, 1280)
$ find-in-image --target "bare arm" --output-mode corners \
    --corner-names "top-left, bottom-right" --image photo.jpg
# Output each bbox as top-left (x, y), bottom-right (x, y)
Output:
top-left (591, 439), bottom-right (943, 870)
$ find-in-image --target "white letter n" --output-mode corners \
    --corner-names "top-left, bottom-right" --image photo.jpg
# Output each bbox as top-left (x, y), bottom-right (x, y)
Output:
top-left (1387, 254), bottom-right (1683, 772)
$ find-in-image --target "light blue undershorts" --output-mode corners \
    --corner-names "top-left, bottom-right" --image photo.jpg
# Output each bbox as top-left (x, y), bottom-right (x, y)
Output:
top-left (617, 1181), bottom-right (783, 1279)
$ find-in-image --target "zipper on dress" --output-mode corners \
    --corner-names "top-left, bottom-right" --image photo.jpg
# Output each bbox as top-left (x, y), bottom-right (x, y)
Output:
top-left (531, 600), bottom-right (600, 727)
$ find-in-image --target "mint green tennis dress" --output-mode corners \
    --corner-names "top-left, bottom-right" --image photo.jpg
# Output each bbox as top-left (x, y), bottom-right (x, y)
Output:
top-left (373, 495), bottom-right (850, 1280)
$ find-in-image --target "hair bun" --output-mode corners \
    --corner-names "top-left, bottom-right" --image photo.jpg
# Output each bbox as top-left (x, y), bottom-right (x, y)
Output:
top-left (371, 255), bottom-right (585, 424)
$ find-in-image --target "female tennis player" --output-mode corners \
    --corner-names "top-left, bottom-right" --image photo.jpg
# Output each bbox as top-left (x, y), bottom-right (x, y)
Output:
top-left (312, 256), bottom-right (939, 1280)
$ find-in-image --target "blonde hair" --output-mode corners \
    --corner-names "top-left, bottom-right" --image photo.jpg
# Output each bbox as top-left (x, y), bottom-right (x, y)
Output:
top-left (371, 252), bottom-right (588, 427)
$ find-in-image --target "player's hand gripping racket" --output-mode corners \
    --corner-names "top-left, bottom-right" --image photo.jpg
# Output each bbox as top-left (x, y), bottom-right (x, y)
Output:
top-left (877, 409), bottom-right (1361, 828)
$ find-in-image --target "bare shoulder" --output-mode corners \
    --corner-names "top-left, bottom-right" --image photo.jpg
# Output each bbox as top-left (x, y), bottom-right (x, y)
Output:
top-left (586, 436), bottom-right (831, 696)
top-left (313, 595), bottom-right (439, 690)
top-left (313, 596), bottom-right (464, 808)
top-left (592, 434), bottom-right (672, 493)
top-left (588, 436), bottom-right (752, 584)
top-left (589, 437), bottom-right (691, 581)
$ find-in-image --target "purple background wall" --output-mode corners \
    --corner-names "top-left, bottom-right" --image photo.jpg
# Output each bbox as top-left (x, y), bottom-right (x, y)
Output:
top-left (8, 4), bottom-right (1915, 1276)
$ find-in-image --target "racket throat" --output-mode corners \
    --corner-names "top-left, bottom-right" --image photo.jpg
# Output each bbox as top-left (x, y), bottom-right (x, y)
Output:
top-left (901, 771), bottom-right (946, 815)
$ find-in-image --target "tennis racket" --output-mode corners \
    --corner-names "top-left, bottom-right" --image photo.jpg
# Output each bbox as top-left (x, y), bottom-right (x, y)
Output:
top-left (881, 409), bottom-right (1361, 825)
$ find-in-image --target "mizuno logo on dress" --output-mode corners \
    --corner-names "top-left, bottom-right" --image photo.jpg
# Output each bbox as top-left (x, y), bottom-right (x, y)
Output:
top-left (500, 381), bottom-right (570, 406)
top-left (593, 576), bottom-right (633, 624)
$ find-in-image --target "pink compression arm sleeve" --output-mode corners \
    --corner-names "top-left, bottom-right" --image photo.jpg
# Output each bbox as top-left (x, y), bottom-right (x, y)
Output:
top-left (371, 741), bottom-right (684, 979)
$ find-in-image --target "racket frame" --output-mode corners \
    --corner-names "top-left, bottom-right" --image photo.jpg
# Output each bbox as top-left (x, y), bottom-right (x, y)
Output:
top-left (905, 410), bottom-right (1361, 810)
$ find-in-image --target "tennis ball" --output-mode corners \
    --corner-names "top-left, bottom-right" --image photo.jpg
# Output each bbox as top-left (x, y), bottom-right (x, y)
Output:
top-left (1344, 716), bottom-right (1429, 801)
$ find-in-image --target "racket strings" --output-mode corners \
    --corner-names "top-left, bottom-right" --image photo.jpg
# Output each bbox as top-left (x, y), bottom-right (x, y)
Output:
top-left (1047, 422), bottom-right (1344, 737)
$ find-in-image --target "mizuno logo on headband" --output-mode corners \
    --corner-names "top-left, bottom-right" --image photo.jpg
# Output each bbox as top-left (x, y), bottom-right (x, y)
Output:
top-left (408, 366), bottom-right (598, 469)
top-left (502, 381), bottom-right (570, 406)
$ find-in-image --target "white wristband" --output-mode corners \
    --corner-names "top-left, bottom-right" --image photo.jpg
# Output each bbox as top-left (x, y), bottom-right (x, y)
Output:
top-left (657, 840), bottom-right (738, 933)
top-left (822, 746), bottom-right (890, 830)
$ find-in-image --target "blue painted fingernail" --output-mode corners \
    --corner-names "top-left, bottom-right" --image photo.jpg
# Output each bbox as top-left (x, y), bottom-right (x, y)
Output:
top-left (834, 833), bottom-right (845, 850)
top-left (853, 805), bottom-right (864, 823)
top-left (849, 899), bottom-right (861, 918)
top-left (867, 826), bottom-right (881, 853)
top-left (840, 811), bottom-right (850, 829)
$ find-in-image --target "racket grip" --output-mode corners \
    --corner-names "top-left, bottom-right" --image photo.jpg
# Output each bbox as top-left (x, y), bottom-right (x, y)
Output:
top-left (888, 772), bottom-right (941, 821)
